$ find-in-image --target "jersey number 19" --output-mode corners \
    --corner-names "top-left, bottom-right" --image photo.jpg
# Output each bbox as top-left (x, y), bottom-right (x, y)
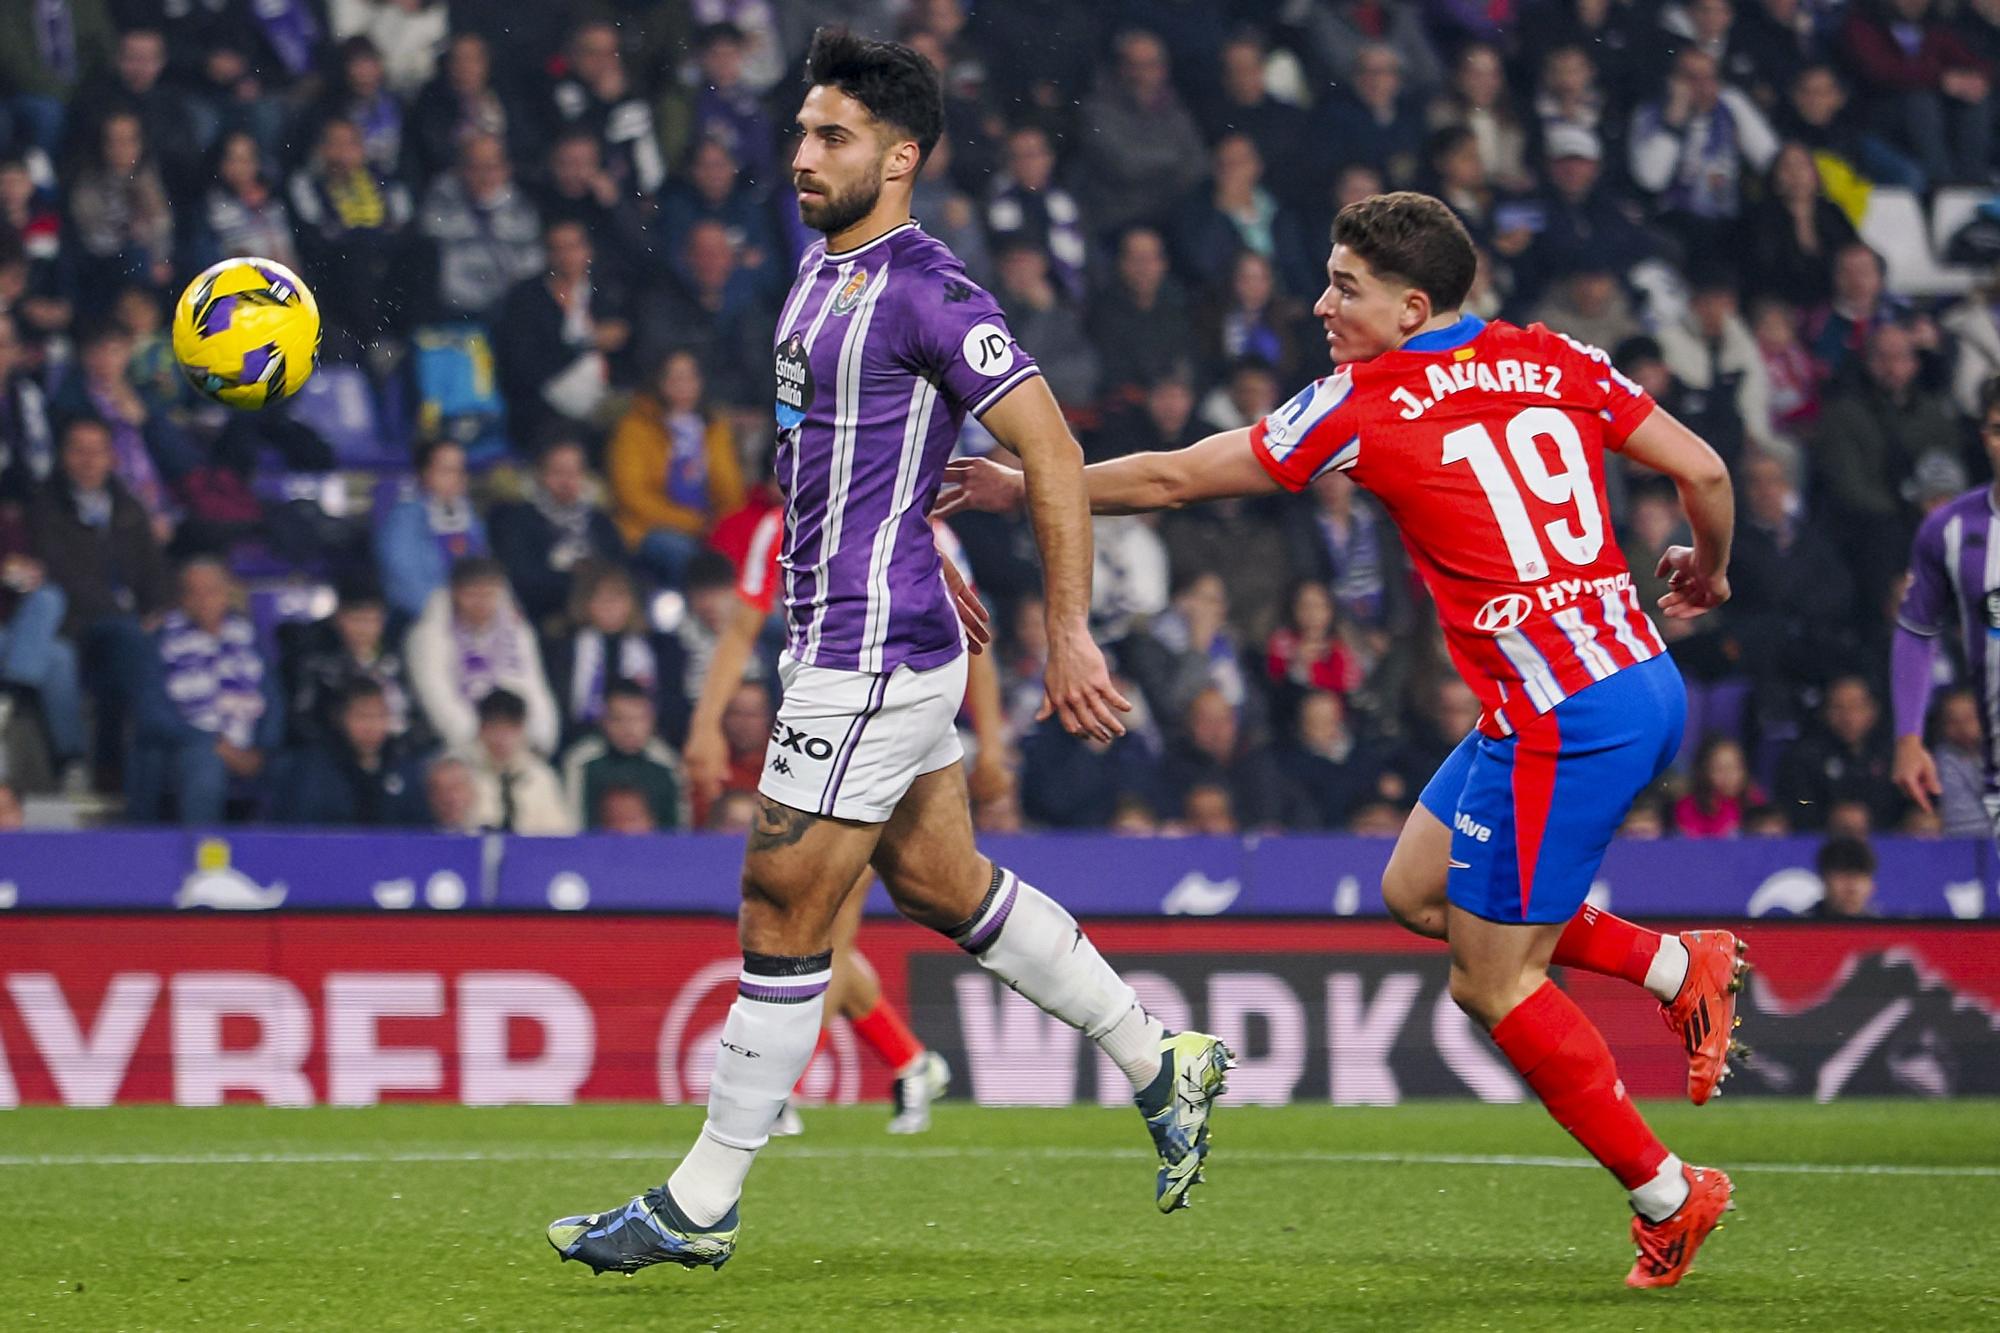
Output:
top-left (1440, 405), bottom-right (1604, 582)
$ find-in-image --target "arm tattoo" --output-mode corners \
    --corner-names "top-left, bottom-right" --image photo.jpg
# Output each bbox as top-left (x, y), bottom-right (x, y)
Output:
top-left (748, 798), bottom-right (817, 852)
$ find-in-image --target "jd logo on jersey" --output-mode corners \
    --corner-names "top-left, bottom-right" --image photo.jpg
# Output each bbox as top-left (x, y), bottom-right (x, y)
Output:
top-left (775, 332), bottom-right (813, 430)
top-left (831, 268), bottom-right (869, 315)
top-left (1473, 592), bottom-right (1533, 633)
top-left (771, 722), bottom-right (835, 761)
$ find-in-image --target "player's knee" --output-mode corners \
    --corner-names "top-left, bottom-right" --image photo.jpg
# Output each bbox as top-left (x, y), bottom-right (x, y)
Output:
top-left (882, 852), bottom-right (990, 931)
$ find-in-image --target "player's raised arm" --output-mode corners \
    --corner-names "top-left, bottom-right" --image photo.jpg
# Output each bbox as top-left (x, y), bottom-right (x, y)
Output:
top-left (1620, 406), bottom-right (1735, 620)
top-left (937, 426), bottom-right (1284, 519)
top-left (977, 376), bottom-right (1131, 740)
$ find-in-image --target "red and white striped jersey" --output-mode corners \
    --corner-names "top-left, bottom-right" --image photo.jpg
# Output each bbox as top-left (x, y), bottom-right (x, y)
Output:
top-left (738, 509), bottom-right (974, 621)
top-left (1249, 316), bottom-right (1668, 739)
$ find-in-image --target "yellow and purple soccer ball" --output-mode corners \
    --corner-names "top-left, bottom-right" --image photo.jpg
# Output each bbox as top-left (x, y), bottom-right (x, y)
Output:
top-left (170, 257), bottom-right (321, 409)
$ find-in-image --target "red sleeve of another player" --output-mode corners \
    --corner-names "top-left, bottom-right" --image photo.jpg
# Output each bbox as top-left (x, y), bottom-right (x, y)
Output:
top-left (1248, 370), bottom-right (1359, 492)
top-left (736, 510), bottom-right (784, 616)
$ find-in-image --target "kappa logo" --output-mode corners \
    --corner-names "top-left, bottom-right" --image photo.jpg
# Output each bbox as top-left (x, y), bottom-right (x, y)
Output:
top-left (943, 280), bottom-right (975, 303)
top-left (1473, 592), bottom-right (1534, 634)
top-left (770, 722), bottom-right (835, 760)
top-left (768, 756), bottom-right (793, 777)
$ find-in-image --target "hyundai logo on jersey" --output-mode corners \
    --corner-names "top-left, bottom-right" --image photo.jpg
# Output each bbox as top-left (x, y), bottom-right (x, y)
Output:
top-left (1473, 592), bottom-right (1534, 633)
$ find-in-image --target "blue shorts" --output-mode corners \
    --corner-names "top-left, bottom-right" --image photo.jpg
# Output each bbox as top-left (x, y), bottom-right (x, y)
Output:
top-left (1418, 655), bottom-right (1686, 925)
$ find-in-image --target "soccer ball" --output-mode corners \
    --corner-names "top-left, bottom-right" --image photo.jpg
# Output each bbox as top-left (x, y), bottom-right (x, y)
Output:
top-left (171, 257), bottom-right (321, 409)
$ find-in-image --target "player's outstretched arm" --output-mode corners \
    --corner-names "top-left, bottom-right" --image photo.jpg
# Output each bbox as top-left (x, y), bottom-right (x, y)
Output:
top-left (978, 377), bottom-right (1131, 740)
top-left (1621, 407), bottom-right (1734, 620)
top-left (683, 595), bottom-right (767, 804)
top-left (936, 427), bottom-right (1284, 520)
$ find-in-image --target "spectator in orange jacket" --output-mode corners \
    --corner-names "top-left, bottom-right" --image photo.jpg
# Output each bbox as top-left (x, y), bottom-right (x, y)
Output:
top-left (607, 347), bottom-right (744, 589)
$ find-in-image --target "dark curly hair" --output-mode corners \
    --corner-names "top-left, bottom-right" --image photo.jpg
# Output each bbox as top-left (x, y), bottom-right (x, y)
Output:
top-left (803, 27), bottom-right (944, 164)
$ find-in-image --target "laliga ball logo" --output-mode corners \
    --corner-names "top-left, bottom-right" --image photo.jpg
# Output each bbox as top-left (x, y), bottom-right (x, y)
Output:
top-left (1473, 592), bottom-right (1533, 634)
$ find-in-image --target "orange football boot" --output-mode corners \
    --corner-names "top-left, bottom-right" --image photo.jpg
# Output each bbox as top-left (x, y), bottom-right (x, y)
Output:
top-left (1627, 1163), bottom-right (1734, 1289)
top-left (1661, 930), bottom-right (1750, 1105)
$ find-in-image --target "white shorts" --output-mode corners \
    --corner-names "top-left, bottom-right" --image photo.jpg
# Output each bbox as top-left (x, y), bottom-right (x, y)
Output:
top-left (758, 651), bottom-right (968, 823)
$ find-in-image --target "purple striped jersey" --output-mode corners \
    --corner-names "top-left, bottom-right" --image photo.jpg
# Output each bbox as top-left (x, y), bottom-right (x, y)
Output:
top-left (1899, 486), bottom-right (2000, 787)
top-left (772, 221), bottom-right (1038, 674)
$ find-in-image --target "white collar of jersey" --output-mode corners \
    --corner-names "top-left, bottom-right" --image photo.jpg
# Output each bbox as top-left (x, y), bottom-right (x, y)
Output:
top-left (823, 220), bottom-right (919, 261)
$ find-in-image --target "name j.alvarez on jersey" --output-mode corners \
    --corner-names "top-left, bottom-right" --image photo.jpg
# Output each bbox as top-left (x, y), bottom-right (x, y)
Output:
top-left (1389, 357), bottom-right (1564, 421)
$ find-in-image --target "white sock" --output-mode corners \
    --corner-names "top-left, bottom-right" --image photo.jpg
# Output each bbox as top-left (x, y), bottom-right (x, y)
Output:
top-left (1629, 1152), bottom-right (1690, 1223)
top-left (667, 952), bottom-right (830, 1227)
top-left (950, 866), bottom-right (1164, 1090)
top-left (1645, 935), bottom-right (1691, 1005)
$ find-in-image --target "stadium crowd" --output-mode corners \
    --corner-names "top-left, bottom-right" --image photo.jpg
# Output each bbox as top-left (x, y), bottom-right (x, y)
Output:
top-left (0, 0), bottom-right (1993, 860)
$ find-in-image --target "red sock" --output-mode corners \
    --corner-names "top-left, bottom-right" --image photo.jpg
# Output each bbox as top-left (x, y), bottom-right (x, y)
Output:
top-left (1490, 980), bottom-right (1668, 1190)
top-left (851, 998), bottom-right (925, 1074)
top-left (1552, 905), bottom-right (1662, 989)
top-left (792, 1029), bottom-right (831, 1096)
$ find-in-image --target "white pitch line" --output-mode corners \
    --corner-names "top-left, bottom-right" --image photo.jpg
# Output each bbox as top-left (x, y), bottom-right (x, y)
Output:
top-left (0, 1146), bottom-right (1994, 1179)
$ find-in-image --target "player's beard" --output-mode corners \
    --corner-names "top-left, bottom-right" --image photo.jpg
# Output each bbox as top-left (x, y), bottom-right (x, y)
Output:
top-left (797, 170), bottom-right (883, 237)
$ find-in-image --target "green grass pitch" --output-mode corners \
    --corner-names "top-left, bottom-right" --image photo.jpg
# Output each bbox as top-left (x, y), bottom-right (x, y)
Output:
top-left (4, 1100), bottom-right (1996, 1331)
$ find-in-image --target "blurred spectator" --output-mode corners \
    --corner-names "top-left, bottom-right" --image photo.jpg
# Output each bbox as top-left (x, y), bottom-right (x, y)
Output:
top-left (985, 124), bottom-right (1086, 303)
top-left (1928, 688), bottom-right (1991, 837)
top-left (287, 116), bottom-right (414, 344)
top-left (373, 439), bottom-right (487, 621)
top-left (408, 32), bottom-right (516, 187)
top-left (1019, 724), bottom-right (1162, 829)
top-left (560, 680), bottom-right (687, 831)
top-left (1942, 273), bottom-right (2000, 418)
top-left (53, 324), bottom-right (194, 545)
top-left (537, 130), bottom-right (649, 286)
top-left (1346, 800), bottom-right (1407, 837)
top-left (1658, 269), bottom-right (1774, 468)
top-left (1529, 269), bottom-right (1642, 354)
top-left (1089, 227), bottom-right (1194, 399)
top-left (1742, 803), bottom-right (1791, 835)
top-left (458, 687), bottom-right (574, 835)
top-left (1532, 44), bottom-right (1609, 148)
top-left (1278, 690), bottom-right (1395, 830)
top-left (543, 560), bottom-right (682, 749)
top-left (1195, 250), bottom-right (1313, 387)
top-left (609, 348), bottom-right (745, 587)
top-left (1305, 2), bottom-right (1444, 98)
top-left (991, 240), bottom-right (1099, 409)
top-left (1730, 451), bottom-right (1856, 746)
top-left (272, 679), bottom-right (428, 827)
top-left (418, 132), bottom-right (543, 322)
top-left (1619, 792), bottom-right (1669, 838)
top-left (488, 438), bottom-right (624, 628)
top-left (1159, 479), bottom-right (1291, 642)
top-left (910, 135), bottom-right (991, 288)
top-left (635, 219), bottom-right (770, 409)
top-left (0, 0), bottom-right (114, 156)
top-left (1173, 133), bottom-right (1315, 300)
top-left (67, 108), bottom-right (174, 291)
top-left (549, 20), bottom-right (666, 199)
top-left (1804, 242), bottom-right (1910, 381)
top-left (424, 752), bottom-right (478, 832)
top-left (1814, 322), bottom-right (1965, 616)
top-left (126, 558), bottom-right (281, 824)
top-left (0, 781), bottom-right (21, 829)
top-left (1753, 298), bottom-right (1822, 437)
top-left (1428, 126), bottom-right (1504, 248)
top-left (1429, 43), bottom-right (1531, 193)
top-left (1735, 0), bottom-right (1823, 108)
top-left (69, 28), bottom-right (200, 206)
top-left (1776, 62), bottom-right (1919, 191)
top-left (1745, 141), bottom-right (1859, 309)
top-left (407, 557), bottom-right (558, 756)
top-left (674, 22), bottom-right (774, 190)
top-left (1631, 47), bottom-right (1780, 255)
top-left (691, 678), bottom-right (771, 825)
top-left (1095, 368), bottom-right (1199, 464)
top-left (1199, 30), bottom-right (1312, 211)
top-left (1775, 675), bottom-right (1902, 830)
top-left (655, 136), bottom-right (773, 292)
top-left (1318, 43), bottom-right (1429, 190)
top-left (0, 506), bottom-right (84, 777)
top-left (1842, 0), bottom-right (1994, 189)
top-left (0, 312), bottom-right (55, 506)
top-left (328, 0), bottom-right (446, 101)
top-left (1510, 127), bottom-right (1658, 308)
top-left (1161, 686), bottom-right (1294, 830)
top-left (1674, 734), bottom-right (1765, 836)
top-left (1197, 357), bottom-right (1282, 436)
top-left (1266, 579), bottom-right (1361, 699)
top-left (1127, 570), bottom-right (1250, 729)
top-left (706, 786), bottom-right (758, 833)
top-left (283, 575), bottom-right (417, 750)
top-left (318, 36), bottom-right (404, 180)
top-left (202, 131), bottom-right (298, 270)
top-left (1075, 30), bottom-right (1208, 236)
top-left (1181, 782), bottom-right (1238, 836)
top-left (1811, 834), bottom-right (1879, 917)
top-left (0, 160), bottom-right (71, 346)
top-left (493, 220), bottom-right (629, 442)
top-left (597, 783), bottom-right (657, 833)
top-left (1826, 797), bottom-right (1876, 840)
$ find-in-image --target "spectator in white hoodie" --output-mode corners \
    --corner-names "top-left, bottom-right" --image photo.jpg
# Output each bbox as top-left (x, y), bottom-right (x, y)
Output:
top-left (407, 556), bottom-right (559, 755)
